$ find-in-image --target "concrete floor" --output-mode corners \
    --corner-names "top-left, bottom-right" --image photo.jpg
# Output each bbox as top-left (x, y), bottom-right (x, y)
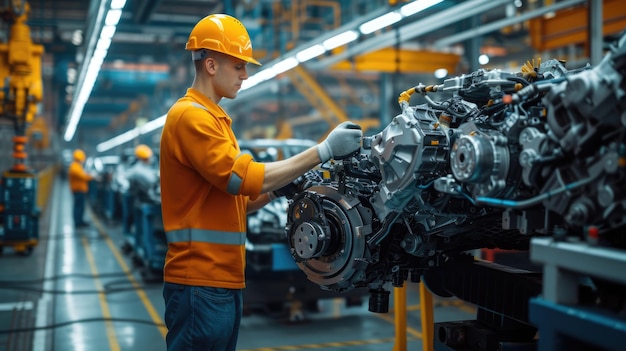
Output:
top-left (0, 176), bottom-right (476, 351)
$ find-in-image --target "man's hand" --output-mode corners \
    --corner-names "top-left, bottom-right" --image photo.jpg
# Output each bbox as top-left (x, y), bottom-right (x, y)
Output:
top-left (270, 176), bottom-right (304, 200)
top-left (317, 121), bottom-right (362, 162)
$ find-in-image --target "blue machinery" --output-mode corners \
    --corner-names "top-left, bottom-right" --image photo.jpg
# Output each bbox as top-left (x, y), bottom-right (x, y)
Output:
top-left (115, 192), bottom-right (165, 280)
top-left (131, 202), bottom-right (166, 279)
top-left (0, 171), bottom-right (39, 254)
top-left (528, 238), bottom-right (626, 351)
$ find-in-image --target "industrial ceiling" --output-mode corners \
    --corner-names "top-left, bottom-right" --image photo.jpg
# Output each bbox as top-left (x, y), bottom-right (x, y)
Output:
top-left (3, 0), bottom-right (625, 155)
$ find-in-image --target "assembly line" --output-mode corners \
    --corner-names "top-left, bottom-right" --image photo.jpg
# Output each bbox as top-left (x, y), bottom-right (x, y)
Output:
top-left (1, 0), bottom-right (626, 351)
top-left (0, 178), bottom-right (476, 350)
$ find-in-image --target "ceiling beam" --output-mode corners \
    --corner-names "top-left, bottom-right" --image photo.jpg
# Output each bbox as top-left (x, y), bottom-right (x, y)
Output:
top-left (225, 0), bottom-right (510, 107)
top-left (308, 0), bottom-right (511, 71)
top-left (433, 0), bottom-right (586, 49)
top-left (132, 0), bottom-right (164, 24)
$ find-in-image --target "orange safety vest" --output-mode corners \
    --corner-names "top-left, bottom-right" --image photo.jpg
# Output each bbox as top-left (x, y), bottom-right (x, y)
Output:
top-left (68, 161), bottom-right (93, 193)
top-left (160, 88), bottom-right (265, 289)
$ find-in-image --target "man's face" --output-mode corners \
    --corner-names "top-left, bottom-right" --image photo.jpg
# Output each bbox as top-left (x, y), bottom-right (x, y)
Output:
top-left (213, 55), bottom-right (249, 100)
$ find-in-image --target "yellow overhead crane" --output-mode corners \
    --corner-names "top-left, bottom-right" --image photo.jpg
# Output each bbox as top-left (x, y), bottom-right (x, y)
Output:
top-left (0, 0), bottom-right (45, 255)
top-left (0, 0), bottom-right (43, 171)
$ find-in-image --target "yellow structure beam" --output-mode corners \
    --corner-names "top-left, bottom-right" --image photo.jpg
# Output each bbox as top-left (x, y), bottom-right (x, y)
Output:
top-left (420, 282), bottom-right (434, 351)
top-left (393, 285), bottom-right (408, 351)
top-left (529, 0), bottom-right (626, 52)
top-left (330, 48), bottom-right (461, 74)
top-left (286, 64), bottom-right (349, 130)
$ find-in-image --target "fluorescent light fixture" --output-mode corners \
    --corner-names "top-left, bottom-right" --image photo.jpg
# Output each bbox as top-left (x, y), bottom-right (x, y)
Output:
top-left (110, 0), bottom-right (127, 9)
top-left (100, 25), bottom-right (116, 39)
top-left (63, 0), bottom-right (126, 142)
top-left (95, 36), bottom-right (111, 53)
top-left (96, 114), bottom-right (166, 152)
top-left (105, 9), bottom-right (122, 26)
top-left (322, 30), bottom-right (359, 50)
top-left (359, 11), bottom-right (402, 34)
top-left (96, 129), bottom-right (139, 152)
top-left (296, 44), bottom-right (326, 63)
top-left (255, 68), bottom-right (278, 82)
top-left (272, 57), bottom-right (298, 75)
top-left (241, 67), bottom-right (278, 91)
top-left (138, 114), bottom-right (166, 134)
top-left (400, 0), bottom-right (443, 17)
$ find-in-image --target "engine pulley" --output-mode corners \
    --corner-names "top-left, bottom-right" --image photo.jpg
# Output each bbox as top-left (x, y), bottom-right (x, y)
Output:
top-left (286, 185), bottom-right (373, 291)
top-left (291, 221), bottom-right (329, 259)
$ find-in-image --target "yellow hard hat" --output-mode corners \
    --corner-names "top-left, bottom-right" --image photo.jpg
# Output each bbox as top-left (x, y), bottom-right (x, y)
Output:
top-left (185, 14), bottom-right (261, 65)
top-left (135, 144), bottom-right (153, 160)
top-left (73, 149), bottom-right (86, 162)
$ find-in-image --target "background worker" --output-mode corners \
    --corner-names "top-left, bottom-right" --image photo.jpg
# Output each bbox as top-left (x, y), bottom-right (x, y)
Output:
top-left (159, 13), bottom-right (363, 351)
top-left (118, 144), bottom-right (160, 252)
top-left (67, 149), bottom-right (94, 228)
top-left (121, 144), bottom-right (160, 204)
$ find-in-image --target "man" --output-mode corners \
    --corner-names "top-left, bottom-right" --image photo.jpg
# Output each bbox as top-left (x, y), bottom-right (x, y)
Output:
top-left (67, 149), bottom-right (94, 228)
top-left (118, 144), bottom-right (160, 251)
top-left (121, 144), bottom-right (159, 204)
top-left (159, 14), bottom-right (363, 351)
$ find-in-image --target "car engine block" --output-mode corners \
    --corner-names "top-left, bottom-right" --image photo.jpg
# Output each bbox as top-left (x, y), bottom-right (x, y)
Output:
top-left (284, 32), bottom-right (626, 312)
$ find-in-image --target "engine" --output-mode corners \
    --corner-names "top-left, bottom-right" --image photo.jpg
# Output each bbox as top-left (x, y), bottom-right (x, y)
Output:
top-left (285, 32), bottom-right (626, 312)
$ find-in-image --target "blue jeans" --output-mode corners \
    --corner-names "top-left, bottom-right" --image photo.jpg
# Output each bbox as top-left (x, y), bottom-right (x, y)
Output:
top-left (163, 283), bottom-right (242, 351)
top-left (72, 192), bottom-right (86, 226)
top-left (120, 193), bottom-right (134, 234)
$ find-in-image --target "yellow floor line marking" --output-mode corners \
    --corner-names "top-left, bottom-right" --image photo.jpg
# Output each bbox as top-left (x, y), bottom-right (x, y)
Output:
top-left (92, 214), bottom-right (168, 339)
top-left (81, 235), bottom-right (121, 351)
top-left (374, 311), bottom-right (423, 339)
top-left (238, 336), bottom-right (419, 351)
top-left (90, 213), bottom-right (167, 339)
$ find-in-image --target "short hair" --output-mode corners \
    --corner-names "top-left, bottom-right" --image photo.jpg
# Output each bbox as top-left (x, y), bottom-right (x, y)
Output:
top-left (192, 49), bottom-right (228, 72)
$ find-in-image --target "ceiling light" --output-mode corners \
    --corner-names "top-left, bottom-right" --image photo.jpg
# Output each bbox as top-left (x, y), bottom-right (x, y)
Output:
top-left (100, 25), bottom-right (116, 39)
top-left (478, 54), bottom-right (490, 65)
top-left (110, 0), bottom-right (127, 9)
top-left (71, 30), bottom-right (83, 46)
top-left (96, 114), bottom-right (166, 152)
top-left (272, 57), bottom-right (298, 75)
top-left (359, 12), bottom-right (402, 35)
top-left (296, 44), bottom-right (326, 63)
top-left (434, 68), bottom-right (448, 79)
top-left (96, 129), bottom-right (139, 152)
top-left (241, 68), bottom-right (278, 91)
top-left (322, 30), bottom-right (359, 50)
top-left (64, 0), bottom-right (126, 142)
top-left (105, 9), bottom-right (122, 26)
top-left (400, 0), bottom-right (443, 17)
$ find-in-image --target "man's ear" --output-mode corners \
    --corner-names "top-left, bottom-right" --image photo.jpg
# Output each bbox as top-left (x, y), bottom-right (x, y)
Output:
top-left (204, 57), bottom-right (217, 75)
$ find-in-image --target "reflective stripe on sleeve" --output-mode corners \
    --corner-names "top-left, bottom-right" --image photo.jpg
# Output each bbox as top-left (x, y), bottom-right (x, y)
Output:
top-left (226, 172), bottom-right (243, 195)
top-left (166, 228), bottom-right (246, 245)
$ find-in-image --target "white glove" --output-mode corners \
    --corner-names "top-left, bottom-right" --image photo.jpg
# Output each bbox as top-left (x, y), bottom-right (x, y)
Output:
top-left (317, 121), bottom-right (362, 162)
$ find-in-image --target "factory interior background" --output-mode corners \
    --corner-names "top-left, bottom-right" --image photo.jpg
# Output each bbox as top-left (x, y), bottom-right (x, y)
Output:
top-left (0, 0), bottom-right (625, 350)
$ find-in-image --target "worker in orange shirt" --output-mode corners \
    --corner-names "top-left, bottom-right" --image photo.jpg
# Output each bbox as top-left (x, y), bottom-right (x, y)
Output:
top-left (159, 14), bottom-right (363, 351)
top-left (67, 149), bottom-right (94, 228)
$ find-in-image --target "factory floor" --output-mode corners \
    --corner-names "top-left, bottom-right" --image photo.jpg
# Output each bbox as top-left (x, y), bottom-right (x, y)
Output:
top-left (0, 176), bottom-right (476, 351)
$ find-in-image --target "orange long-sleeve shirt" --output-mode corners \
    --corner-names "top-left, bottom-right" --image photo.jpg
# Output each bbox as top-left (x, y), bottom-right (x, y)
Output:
top-left (159, 88), bottom-right (265, 289)
top-left (68, 161), bottom-right (93, 193)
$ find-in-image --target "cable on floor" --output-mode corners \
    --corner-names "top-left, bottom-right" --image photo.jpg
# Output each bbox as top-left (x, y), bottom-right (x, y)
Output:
top-left (0, 317), bottom-right (166, 334)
